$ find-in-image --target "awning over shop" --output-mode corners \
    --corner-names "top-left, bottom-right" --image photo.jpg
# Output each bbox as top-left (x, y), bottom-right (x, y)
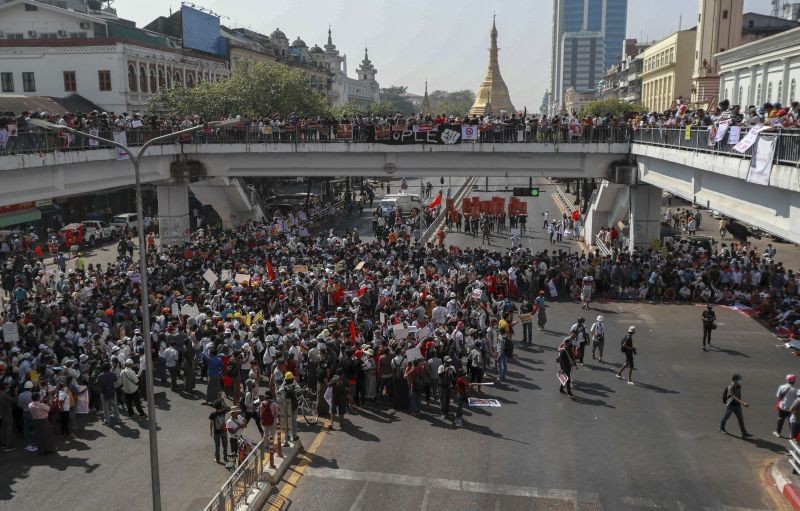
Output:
top-left (0, 209), bottom-right (41, 228)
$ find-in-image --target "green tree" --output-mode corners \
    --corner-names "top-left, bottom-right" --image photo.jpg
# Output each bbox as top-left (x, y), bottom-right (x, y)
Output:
top-left (580, 99), bottom-right (645, 118)
top-left (146, 60), bottom-right (330, 118)
top-left (379, 86), bottom-right (416, 116)
top-left (428, 89), bottom-right (475, 116)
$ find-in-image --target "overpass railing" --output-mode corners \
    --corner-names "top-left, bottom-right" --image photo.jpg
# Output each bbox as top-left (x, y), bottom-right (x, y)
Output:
top-left (0, 125), bottom-right (632, 157)
top-left (633, 127), bottom-right (800, 166)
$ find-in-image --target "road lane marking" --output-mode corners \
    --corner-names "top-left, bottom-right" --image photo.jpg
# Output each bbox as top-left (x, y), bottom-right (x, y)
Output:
top-left (622, 496), bottom-right (771, 511)
top-left (348, 481), bottom-right (369, 511)
top-left (420, 485), bottom-right (431, 511)
top-left (302, 467), bottom-right (587, 503)
top-left (266, 421), bottom-right (329, 511)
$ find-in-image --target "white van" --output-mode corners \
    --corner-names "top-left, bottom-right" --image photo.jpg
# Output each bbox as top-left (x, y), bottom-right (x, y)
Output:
top-left (378, 193), bottom-right (422, 217)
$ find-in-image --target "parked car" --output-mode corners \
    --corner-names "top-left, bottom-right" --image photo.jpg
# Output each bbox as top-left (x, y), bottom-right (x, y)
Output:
top-left (81, 220), bottom-right (114, 245)
top-left (110, 213), bottom-right (138, 235)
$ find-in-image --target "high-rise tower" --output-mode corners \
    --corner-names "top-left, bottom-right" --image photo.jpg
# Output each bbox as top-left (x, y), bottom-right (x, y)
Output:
top-left (469, 15), bottom-right (516, 117)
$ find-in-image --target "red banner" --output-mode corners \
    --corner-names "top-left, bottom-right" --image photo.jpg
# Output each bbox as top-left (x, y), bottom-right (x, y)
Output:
top-left (446, 198), bottom-right (455, 212)
top-left (336, 124), bottom-right (353, 140)
top-left (375, 125), bottom-right (391, 140)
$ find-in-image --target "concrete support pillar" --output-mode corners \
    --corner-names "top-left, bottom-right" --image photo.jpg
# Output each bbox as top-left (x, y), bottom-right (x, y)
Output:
top-left (157, 183), bottom-right (191, 249)
top-left (628, 184), bottom-right (662, 251)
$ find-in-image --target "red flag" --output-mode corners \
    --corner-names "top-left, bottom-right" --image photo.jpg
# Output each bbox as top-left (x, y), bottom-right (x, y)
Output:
top-left (349, 319), bottom-right (357, 343)
top-left (35, 245), bottom-right (43, 258)
top-left (427, 192), bottom-right (442, 210)
top-left (266, 260), bottom-right (276, 281)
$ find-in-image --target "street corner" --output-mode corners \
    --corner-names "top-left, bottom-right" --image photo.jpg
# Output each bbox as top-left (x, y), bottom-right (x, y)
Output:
top-left (771, 455), bottom-right (800, 511)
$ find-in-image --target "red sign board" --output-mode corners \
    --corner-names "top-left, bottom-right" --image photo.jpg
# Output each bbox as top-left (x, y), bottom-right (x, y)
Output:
top-left (0, 202), bottom-right (35, 215)
top-left (336, 124), bottom-right (353, 140)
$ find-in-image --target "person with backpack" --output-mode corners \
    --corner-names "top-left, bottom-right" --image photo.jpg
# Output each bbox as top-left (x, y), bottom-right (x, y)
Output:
top-left (616, 326), bottom-right (636, 384)
top-left (279, 371), bottom-right (300, 442)
top-left (259, 389), bottom-right (281, 442)
top-left (775, 374), bottom-right (796, 438)
top-left (496, 334), bottom-right (512, 382)
top-left (720, 374), bottom-right (753, 438)
top-left (570, 317), bottom-right (590, 365)
top-left (208, 399), bottom-right (229, 463)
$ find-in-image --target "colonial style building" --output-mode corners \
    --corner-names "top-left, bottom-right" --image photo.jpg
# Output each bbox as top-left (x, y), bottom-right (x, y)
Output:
top-left (0, 0), bottom-right (229, 113)
top-left (717, 25), bottom-right (800, 107)
top-left (640, 28), bottom-right (696, 113)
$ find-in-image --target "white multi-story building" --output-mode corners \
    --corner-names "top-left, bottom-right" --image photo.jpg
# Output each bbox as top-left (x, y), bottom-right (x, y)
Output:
top-left (717, 25), bottom-right (800, 107)
top-left (0, 0), bottom-right (229, 113)
top-left (321, 28), bottom-right (380, 108)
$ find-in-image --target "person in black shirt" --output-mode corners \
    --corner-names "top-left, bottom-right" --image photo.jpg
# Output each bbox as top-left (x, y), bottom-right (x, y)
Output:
top-left (208, 400), bottom-right (229, 463)
top-left (702, 304), bottom-right (716, 351)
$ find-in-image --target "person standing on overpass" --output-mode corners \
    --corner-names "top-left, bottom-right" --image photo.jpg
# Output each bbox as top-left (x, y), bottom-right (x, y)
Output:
top-left (720, 374), bottom-right (753, 439)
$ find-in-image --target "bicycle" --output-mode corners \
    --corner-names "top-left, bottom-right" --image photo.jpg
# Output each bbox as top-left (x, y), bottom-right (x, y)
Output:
top-left (224, 435), bottom-right (255, 473)
top-left (297, 386), bottom-right (319, 425)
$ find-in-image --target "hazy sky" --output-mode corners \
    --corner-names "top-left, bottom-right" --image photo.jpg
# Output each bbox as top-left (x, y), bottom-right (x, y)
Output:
top-left (115, 0), bottom-right (776, 109)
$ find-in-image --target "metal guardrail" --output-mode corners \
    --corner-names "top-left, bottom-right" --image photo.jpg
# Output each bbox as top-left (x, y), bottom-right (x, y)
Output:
top-left (553, 185), bottom-right (577, 214)
top-left (0, 125), bottom-right (634, 157)
top-left (789, 439), bottom-right (800, 475)
top-left (595, 235), bottom-right (613, 257)
top-left (203, 439), bottom-right (266, 511)
top-left (633, 127), bottom-right (800, 167)
top-left (420, 177), bottom-right (478, 244)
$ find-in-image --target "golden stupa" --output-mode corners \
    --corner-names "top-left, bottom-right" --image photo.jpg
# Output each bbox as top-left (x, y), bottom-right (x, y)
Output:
top-left (469, 15), bottom-right (516, 117)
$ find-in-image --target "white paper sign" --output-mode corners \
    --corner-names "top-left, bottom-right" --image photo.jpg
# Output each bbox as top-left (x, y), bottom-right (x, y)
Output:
top-left (203, 269), bottom-right (218, 286)
top-left (171, 303), bottom-right (179, 316)
top-left (393, 327), bottom-right (409, 340)
top-left (733, 125), bottom-right (770, 153)
top-left (405, 345), bottom-right (422, 361)
top-left (471, 288), bottom-right (482, 300)
top-left (180, 303), bottom-right (200, 319)
top-left (113, 131), bottom-right (129, 160)
top-left (2, 322), bottom-right (19, 344)
top-left (746, 134), bottom-right (778, 186)
top-left (235, 273), bottom-right (250, 284)
top-left (727, 126), bottom-right (741, 145)
top-left (221, 270), bottom-right (231, 282)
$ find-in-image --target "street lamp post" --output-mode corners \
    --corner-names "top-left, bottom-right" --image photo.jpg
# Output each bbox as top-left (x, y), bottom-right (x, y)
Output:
top-left (30, 118), bottom-right (234, 511)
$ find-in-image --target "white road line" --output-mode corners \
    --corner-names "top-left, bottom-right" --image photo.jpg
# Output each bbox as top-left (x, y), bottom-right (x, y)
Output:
top-left (304, 467), bottom-right (591, 503)
top-left (419, 485), bottom-right (431, 511)
top-left (622, 496), bottom-right (771, 511)
top-left (348, 481), bottom-right (369, 511)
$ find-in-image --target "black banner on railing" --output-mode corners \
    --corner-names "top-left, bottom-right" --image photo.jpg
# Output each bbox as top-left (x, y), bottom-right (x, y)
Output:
top-left (377, 124), bottom-right (463, 145)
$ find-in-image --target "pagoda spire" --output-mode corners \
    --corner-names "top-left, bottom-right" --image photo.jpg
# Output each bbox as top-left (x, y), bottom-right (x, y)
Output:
top-left (469, 15), bottom-right (515, 117)
top-left (421, 80), bottom-right (431, 115)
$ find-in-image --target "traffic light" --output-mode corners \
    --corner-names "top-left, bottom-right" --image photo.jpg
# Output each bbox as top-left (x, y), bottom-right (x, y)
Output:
top-left (513, 187), bottom-right (540, 197)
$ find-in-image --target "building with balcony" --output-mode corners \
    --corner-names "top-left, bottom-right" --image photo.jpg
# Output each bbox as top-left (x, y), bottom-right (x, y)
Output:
top-left (640, 28), bottom-right (696, 113)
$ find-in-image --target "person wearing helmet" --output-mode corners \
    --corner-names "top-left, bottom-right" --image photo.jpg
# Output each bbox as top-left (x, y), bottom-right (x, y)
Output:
top-left (702, 304), bottom-right (716, 351)
top-left (616, 326), bottom-right (636, 384)
top-left (776, 374), bottom-right (797, 437)
top-left (591, 315), bottom-right (605, 363)
top-left (278, 371), bottom-right (300, 443)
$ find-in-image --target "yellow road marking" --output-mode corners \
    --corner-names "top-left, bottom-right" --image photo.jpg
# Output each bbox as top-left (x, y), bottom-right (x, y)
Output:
top-left (266, 420), bottom-right (330, 510)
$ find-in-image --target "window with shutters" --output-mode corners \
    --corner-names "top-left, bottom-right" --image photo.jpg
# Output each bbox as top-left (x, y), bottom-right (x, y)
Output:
top-left (98, 70), bottom-right (111, 91)
top-left (63, 71), bottom-right (76, 92)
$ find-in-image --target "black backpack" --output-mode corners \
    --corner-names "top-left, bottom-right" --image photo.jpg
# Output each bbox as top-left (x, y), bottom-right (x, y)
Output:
top-left (722, 385), bottom-right (730, 404)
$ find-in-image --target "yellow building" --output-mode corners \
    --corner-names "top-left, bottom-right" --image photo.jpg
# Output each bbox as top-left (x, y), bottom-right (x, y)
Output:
top-left (640, 28), bottom-right (696, 113)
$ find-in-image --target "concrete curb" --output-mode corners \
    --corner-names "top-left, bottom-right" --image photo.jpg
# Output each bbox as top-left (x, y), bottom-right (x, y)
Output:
top-left (772, 457), bottom-right (800, 510)
top-left (420, 176), bottom-right (478, 244)
top-left (242, 440), bottom-right (302, 511)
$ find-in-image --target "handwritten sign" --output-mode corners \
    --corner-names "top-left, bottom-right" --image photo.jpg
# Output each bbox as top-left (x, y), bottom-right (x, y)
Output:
top-left (235, 273), bottom-right (250, 284)
top-left (292, 265), bottom-right (309, 274)
top-left (203, 269), bottom-right (218, 286)
top-left (354, 261), bottom-right (365, 271)
top-left (2, 322), bottom-right (19, 344)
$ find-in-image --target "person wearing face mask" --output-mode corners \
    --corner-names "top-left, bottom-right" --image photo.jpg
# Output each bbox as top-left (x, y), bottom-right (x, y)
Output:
top-left (720, 374), bottom-right (753, 439)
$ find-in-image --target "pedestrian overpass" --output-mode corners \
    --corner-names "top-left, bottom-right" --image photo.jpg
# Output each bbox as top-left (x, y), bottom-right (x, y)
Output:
top-left (1, 126), bottom-right (798, 247)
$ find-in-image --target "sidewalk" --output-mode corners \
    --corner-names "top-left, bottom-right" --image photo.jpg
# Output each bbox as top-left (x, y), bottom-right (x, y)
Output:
top-left (772, 454), bottom-right (800, 510)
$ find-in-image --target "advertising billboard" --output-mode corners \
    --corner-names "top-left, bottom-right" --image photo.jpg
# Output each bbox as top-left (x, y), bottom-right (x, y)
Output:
top-left (181, 5), bottom-right (227, 56)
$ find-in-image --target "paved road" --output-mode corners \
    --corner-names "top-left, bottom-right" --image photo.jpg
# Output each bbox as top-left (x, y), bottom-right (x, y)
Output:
top-left (0, 176), bottom-right (445, 511)
top-left (264, 177), bottom-right (791, 511)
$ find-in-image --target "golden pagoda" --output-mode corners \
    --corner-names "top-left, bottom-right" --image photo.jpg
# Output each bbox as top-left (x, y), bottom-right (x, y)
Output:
top-left (469, 15), bottom-right (516, 117)
top-left (421, 80), bottom-right (432, 115)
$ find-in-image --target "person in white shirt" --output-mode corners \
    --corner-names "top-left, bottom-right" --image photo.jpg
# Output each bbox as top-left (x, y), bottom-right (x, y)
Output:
top-left (225, 406), bottom-right (247, 459)
top-left (163, 341), bottom-right (180, 391)
top-left (776, 374), bottom-right (797, 438)
top-left (590, 315), bottom-right (605, 362)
